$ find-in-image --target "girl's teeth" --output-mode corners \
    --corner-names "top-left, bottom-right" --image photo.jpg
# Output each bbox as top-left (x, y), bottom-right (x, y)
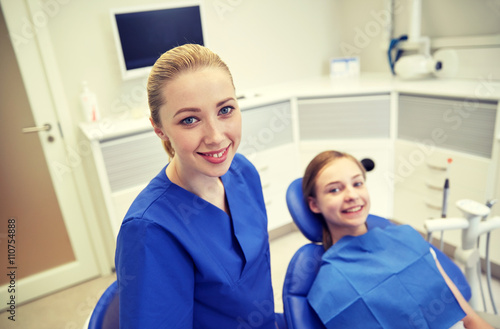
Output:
top-left (345, 206), bottom-right (362, 213)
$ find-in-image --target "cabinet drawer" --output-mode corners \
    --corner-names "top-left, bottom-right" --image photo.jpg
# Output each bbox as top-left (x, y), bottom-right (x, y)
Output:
top-left (240, 101), bottom-right (294, 155)
top-left (297, 94), bottom-right (391, 140)
top-left (394, 139), bottom-right (492, 248)
top-left (248, 144), bottom-right (300, 230)
top-left (393, 187), bottom-right (462, 246)
top-left (398, 94), bottom-right (497, 158)
top-left (100, 131), bottom-right (168, 192)
top-left (395, 140), bottom-right (490, 199)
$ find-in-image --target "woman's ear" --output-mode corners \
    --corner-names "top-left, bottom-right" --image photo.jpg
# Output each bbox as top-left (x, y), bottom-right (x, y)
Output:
top-left (150, 117), bottom-right (169, 141)
top-left (308, 196), bottom-right (321, 214)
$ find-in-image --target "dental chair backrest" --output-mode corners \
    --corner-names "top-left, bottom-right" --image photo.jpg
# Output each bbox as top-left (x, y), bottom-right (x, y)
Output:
top-left (282, 178), bottom-right (471, 329)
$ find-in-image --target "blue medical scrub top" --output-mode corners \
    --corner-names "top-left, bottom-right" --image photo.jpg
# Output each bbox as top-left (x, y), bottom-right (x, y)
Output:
top-left (115, 154), bottom-right (275, 328)
top-left (308, 225), bottom-right (466, 329)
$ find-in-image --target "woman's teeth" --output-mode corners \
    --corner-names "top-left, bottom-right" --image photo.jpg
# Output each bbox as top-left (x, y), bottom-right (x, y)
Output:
top-left (206, 151), bottom-right (224, 158)
top-left (344, 206), bottom-right (362, 213)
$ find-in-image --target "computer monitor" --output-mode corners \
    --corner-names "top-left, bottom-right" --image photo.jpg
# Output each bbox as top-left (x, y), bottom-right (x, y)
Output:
top-left (110, 1), bottom-right (205, 80)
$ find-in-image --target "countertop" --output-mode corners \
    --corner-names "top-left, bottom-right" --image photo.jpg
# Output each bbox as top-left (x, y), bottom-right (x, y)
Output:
top-left (80, 73), bottom-right (500, 142)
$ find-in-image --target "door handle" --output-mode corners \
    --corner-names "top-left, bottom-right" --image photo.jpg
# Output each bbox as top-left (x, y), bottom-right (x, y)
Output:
top-left (22, 123), bottom-right (52, 134)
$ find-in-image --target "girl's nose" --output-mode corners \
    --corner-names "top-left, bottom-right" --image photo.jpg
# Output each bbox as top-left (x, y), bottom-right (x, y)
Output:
top-left (344, 186), bottom-right (359, 201)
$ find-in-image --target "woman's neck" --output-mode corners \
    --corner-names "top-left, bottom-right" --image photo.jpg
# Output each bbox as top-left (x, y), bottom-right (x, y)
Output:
top-left (166, 160), bottom-right (229, 214)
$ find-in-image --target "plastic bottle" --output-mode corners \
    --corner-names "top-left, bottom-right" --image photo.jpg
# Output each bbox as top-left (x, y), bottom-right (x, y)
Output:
top-left (80, 81), bottom-right (100, 122)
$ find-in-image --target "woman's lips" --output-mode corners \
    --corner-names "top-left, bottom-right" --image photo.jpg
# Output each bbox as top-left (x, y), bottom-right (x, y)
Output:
top-left (198, 145), bottom-right (230, 164)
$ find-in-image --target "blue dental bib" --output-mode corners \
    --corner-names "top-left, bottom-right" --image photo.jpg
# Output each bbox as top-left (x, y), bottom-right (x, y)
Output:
top-left (307, 225), bottom-right (466, 329)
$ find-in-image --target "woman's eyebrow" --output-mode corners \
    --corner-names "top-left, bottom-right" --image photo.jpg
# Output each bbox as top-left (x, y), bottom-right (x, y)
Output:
top-left (173, 107), bottom-right (201, 118)
top-left (173, 97), bottom-right (236, 118)
top-left (217, 97), bottom-right (236, 107)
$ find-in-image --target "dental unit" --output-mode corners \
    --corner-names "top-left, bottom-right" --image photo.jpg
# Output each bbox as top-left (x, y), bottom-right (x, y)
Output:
top-left (425, 199), bottom-right (500, 313)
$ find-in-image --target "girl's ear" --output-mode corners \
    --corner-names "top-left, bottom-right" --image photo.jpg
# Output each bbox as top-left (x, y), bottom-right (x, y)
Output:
top-left (150, 117), bottom-right (169, 141)
top-left (308, 196), bottom-right (321, 214)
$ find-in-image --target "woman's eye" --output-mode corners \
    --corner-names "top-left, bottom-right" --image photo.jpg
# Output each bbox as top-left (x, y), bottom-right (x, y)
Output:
top-left (329, 188), bottom-right (340, 193)
top-left (219, 106), bottom-right (234, 115)
top-left (180, 117), bottom-right (199, 125)
top-left (354, 181), bottom-right (364, 187)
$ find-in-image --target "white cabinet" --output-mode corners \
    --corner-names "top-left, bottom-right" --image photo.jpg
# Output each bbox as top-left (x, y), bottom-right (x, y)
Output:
top-left (393, 94), bottom-right (499, 247)
top-left (394, 140), bottom-right (492, 241)
top-left (240, 101), bottom-right (300, 230)
top-left (297, 94), bottom-right (392, 140)
top-left (81, 123), bottom-right (169, 238)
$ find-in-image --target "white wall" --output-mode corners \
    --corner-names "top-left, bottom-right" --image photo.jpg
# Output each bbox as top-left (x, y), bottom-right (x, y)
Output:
top-left (335, 0), bottom-right (500, 72)
top-left (45, 0), bottom-right (340, 124)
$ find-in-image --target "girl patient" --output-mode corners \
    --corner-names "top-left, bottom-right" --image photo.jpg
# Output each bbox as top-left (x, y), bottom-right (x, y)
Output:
top-left (302, 150), bottom-right (492, 329)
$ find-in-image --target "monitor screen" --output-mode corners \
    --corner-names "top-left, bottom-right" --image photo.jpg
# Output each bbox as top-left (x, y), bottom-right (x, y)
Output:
top-left (111, 3), bottom-right (204, 80)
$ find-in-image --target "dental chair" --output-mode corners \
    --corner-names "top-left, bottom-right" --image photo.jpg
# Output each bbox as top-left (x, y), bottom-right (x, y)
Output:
top-left (282, 178), bottom-right (471, 329)
top-left (86, 279), bottom-right (287, 329)
top-left (87, 280), bottom-right (119, 329)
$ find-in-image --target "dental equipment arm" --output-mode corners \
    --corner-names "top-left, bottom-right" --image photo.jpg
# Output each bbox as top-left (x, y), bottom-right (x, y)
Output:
top-left (425, 218), bottom-right (469, 233)
top-left (424, 200), bottom-right (500, 312)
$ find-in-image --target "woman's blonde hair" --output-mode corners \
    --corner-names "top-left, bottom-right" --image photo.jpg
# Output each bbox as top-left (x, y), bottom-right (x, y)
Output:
top-left (147, 44), bottom-right (234, 158)
top-left (302, 150), bottom-right (366, 250)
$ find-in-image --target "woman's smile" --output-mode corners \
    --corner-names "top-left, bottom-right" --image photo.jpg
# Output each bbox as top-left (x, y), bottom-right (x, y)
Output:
top-left (198, 145), bottom-right (231, 164)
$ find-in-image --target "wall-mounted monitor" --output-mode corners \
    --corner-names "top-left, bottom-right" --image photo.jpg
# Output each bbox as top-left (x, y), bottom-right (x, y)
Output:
top-left (110, 1), bottom-right (205, 80)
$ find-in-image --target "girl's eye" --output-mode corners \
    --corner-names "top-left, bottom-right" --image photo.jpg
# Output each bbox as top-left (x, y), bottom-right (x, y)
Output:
top-left (354, 181), bottom-right (364, 187)
top-left (180, 117), bottom-right (199, 125)
top-left (219, 106), bottom-right (234, 115)
top-left (329, 187), bottom-right (341, 193)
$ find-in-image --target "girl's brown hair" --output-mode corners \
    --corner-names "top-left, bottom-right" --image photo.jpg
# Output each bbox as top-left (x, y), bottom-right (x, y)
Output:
top-left (302, 150), bottom-right (366, 249)
top-left (147, 44), bottom-right (234, 158)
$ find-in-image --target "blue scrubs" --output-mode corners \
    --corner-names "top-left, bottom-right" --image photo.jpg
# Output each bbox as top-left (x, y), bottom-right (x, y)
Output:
top-left (308, 225), bottom-right (466, 329)
top-left (115, 154), bottom-right (275, 328)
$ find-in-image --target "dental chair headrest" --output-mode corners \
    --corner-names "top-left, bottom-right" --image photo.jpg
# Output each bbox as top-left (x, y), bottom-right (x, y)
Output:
top-left (286, 178), bottom-right (323, 243)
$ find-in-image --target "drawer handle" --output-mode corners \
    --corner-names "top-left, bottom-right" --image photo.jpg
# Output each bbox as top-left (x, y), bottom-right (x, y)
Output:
top-left (258, 165), bottom-right (269, 172)
top-left (425, 180), bottom-right (443, 191)
top-left (424, 199), bottom-right (442, 210)
top-left (426, 162), bottom-right (446, 171)
top-left (262, 182), bottom-right (271, 189)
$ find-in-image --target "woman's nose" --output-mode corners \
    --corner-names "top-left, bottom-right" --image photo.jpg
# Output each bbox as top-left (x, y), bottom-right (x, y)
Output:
top-left (203, 120), bottom-right (224, 145)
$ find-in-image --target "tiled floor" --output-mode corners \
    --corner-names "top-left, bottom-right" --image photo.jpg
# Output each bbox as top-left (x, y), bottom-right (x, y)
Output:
top-left (1, 229), bottom-right (499, 328)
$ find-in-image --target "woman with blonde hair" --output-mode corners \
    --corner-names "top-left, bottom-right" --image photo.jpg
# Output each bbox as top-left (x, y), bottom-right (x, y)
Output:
top-left (115, 44), bottom-right (276, 329)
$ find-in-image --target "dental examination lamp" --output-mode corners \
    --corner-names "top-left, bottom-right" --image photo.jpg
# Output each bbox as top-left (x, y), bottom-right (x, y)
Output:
top-left (388, 0), bottom-right (459, 80)
top-left (392, 49), bottom-right (459, 80)
top-left (425, 199), bottom-right (500, 312)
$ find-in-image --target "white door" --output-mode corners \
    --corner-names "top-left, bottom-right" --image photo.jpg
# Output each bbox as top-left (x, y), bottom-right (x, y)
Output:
top-left (0, 1), bottom-right (101, 310)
